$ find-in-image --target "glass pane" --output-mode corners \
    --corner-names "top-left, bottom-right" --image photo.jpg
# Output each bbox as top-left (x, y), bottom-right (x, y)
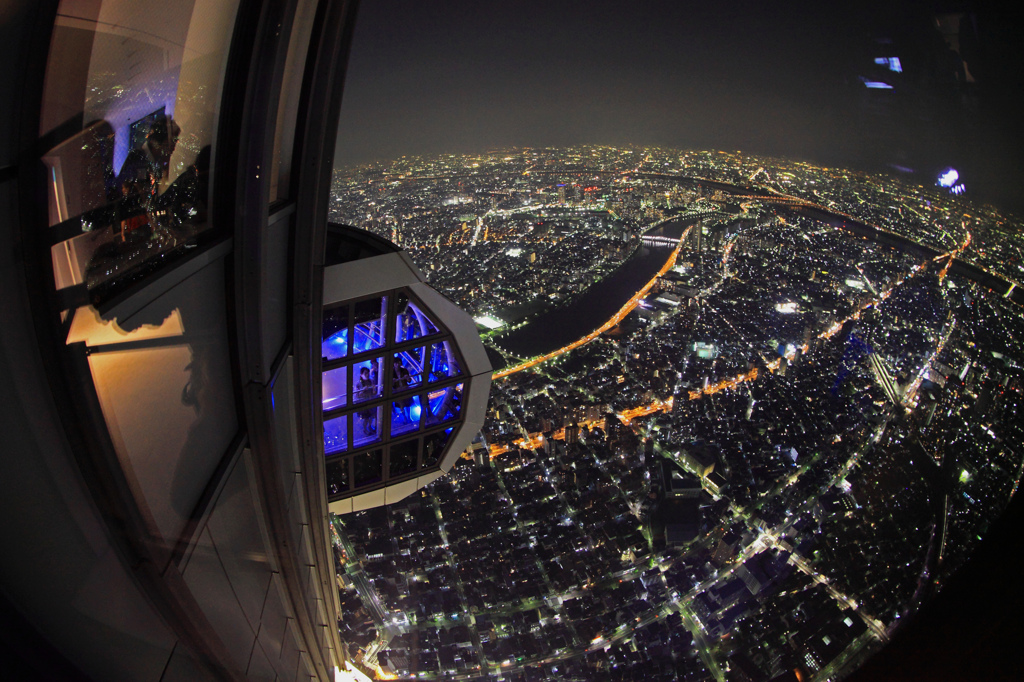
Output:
top-left (394, 291), bottom-right (439, 343)
top-left (353, 449), bottom-right (383, 488)
top-left (352, 296), bottom-right (387, 354)
top-left (268, 0), bottom-right (318, 202)
top-left (389, 439), bottom-right (419, 478)
top-left (391, 395), bottom-right (422, 438)
top-left (323, 414), bottom-right (348, 455)
top-left (325, 458), bottom-right (349, 497)
top-left (42, 122), bottom-right (116, 224)
top-left (428, 340), bottom-right (461, 382)
top-left (321, 366), bottom-right (347, 412)
top-left (41, 0), bottom-right (242, 297)
top-left (422, 428), bottom-right (453, 469)
top-left (353, 405), bottom-right (382, 449)
top-left (392, 348), bottom-right (424, 393)
top-left (425, 383), bottom-right (463, 426)
top-left (322, 304), bottom-right (349, 361)
top-left (352, 356), bottom-right (383, 404)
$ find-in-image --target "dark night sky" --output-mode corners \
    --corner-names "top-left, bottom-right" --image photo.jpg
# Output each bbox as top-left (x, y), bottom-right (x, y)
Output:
top-left (335, 1), bottom-right (1023, 206)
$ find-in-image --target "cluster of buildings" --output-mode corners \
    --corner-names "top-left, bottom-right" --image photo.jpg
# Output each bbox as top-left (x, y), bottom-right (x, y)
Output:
top-left (328, 147), bottom-right (1024, 680)
top-left (331, 148), bottom-right (742, 330)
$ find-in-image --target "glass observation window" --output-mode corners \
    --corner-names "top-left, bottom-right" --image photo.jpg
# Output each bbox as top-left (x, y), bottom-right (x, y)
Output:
top-left (324, 414), bottom-right (348, 455)
top-left (321, 365), bottom-right (348, 411)
top-left (322, 304), bottom-right (350, 361)
top-left (422, 428), bottom-right (453, 469)
top-left (392, 348), bottom-right (425, 393)
top-left (325, 458), bottom-right (349, 498)
top-left (353, 449), bottom-right (383, 488)
top-left (353, 296), bottom-right (387, 353)
top-left (395, 291), bottom-right (439, 343)
top-left (428, 340), bottom-right (461, 382)
top-left (389, 439), bottom-right (419, 478)
top-left (352, 356), bottom-right (383, 403)
top-left (321, 287), bottom-right (470, 501)
top-left (390, 395), bottom-right (422, 437)
top-left (425, 382), bottom-right (463, 426)
top-left (352, 405), bottom-right (382, 449)
top-left (40, 0), bottom-right (242, 303)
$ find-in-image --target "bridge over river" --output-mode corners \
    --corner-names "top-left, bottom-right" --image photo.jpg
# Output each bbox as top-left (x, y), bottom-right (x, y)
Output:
top-left (487, 175), bottom-right (1022, 375)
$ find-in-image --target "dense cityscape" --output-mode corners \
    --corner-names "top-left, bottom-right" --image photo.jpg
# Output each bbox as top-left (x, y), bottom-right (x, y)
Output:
top-left (327, 146), bottom-right (1024, 681)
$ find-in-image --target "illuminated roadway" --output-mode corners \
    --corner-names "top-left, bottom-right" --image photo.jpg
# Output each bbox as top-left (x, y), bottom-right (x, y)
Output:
top-left (494, 213), bottom-right (966, 407)
top-left (483, 237), bottom-right (955, 460)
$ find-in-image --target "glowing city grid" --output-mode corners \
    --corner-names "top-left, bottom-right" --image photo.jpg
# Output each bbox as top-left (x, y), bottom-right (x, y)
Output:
top-left (327, 146), bottom-right (1024, 681)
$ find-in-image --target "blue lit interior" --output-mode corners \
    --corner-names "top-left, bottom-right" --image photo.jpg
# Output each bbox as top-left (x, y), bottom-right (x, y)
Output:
top-left (429, 341), bottom-right (460, 382)
top-left (352, 296), bottom-right (387, 353)
top-left (322, 366), bottom-right (347, 411)
top-left (352, 405), bottom-right (382, 449)
top-left (323, 318), bottom-right (390, 361)
top-left (391, 395), bottom-right (422, 437)
top-left (426, 383), bottom-right (462, 424)
top-left (874, 56), bottom-right (903, 73)
top-left (938, 168), bottom-right (959, 188)
top-left (322, 291), bottom-right (465, 483)
top-left (427, 388), bottom-right (445, 416)
top-left (353, 319), bottom-right (384, 352)
top-left (393, 348), bottom-right (425, 391)
top-left (324, 415), bottom-right (348, 455)
top-left (395, 301), bottom-right (439, 343)
top-left (322, 328), bottom-right (348, 360)
top-left (352, 356), bottom-right (383, 403)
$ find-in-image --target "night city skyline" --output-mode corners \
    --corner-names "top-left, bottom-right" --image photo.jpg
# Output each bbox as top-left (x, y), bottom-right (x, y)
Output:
top-left (335, 2), bottom-right (1024, 211)
top-left (326, 145), bottom-right (1024, 680)
top-left (329, 3), bottom-right (1024, 679)
top-left (3, 2), bottom-right (1023, 681)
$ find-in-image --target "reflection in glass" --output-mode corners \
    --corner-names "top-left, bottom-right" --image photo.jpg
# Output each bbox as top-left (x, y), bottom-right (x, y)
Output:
top-left (353, 296), bottom-right (387, 353)
top-left (392, 348), bottom-right (424, 393)
top-left (322, 365), bottom-right (347, 411)
top-left (423, 428), bottom-right (453, 468)
top-left (389, 439), bottom-right (419, 478)
top-left (324, 414), bottom-right (348, 455)
top-left (40, 0), bottom-right (242, 299)
top-left (353, 449), bottom-right (383, 488)
top-left (391, 395), bottom-right (421, 437)
top-left (322, 304), bottom-right (349, 360)
top-left (325, 458), bottom-right (349, 497)
top-left (426, 383), bottom-right (463, 426)
top-left (429, 340), bottom-right (461, 382)
top-left (353, 405), bottom-right (382, 449)
top-left (394, 292), bottom-right (439, 343)
top-left (352, 357), bottom-right (383, 403)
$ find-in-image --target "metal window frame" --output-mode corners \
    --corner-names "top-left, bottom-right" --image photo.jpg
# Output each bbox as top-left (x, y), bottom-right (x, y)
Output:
top-left (319, 285), bottom-right (470, 501)
top-left (324, 421), bottom-right (461, 502)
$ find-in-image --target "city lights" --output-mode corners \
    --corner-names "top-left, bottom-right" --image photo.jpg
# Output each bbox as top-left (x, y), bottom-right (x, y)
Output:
top-left (330, 146), bottom-right (1024, 680)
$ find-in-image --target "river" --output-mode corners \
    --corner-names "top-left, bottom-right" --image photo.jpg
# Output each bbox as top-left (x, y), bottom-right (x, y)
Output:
top-left (490, 217), bottom-right (697, 365)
